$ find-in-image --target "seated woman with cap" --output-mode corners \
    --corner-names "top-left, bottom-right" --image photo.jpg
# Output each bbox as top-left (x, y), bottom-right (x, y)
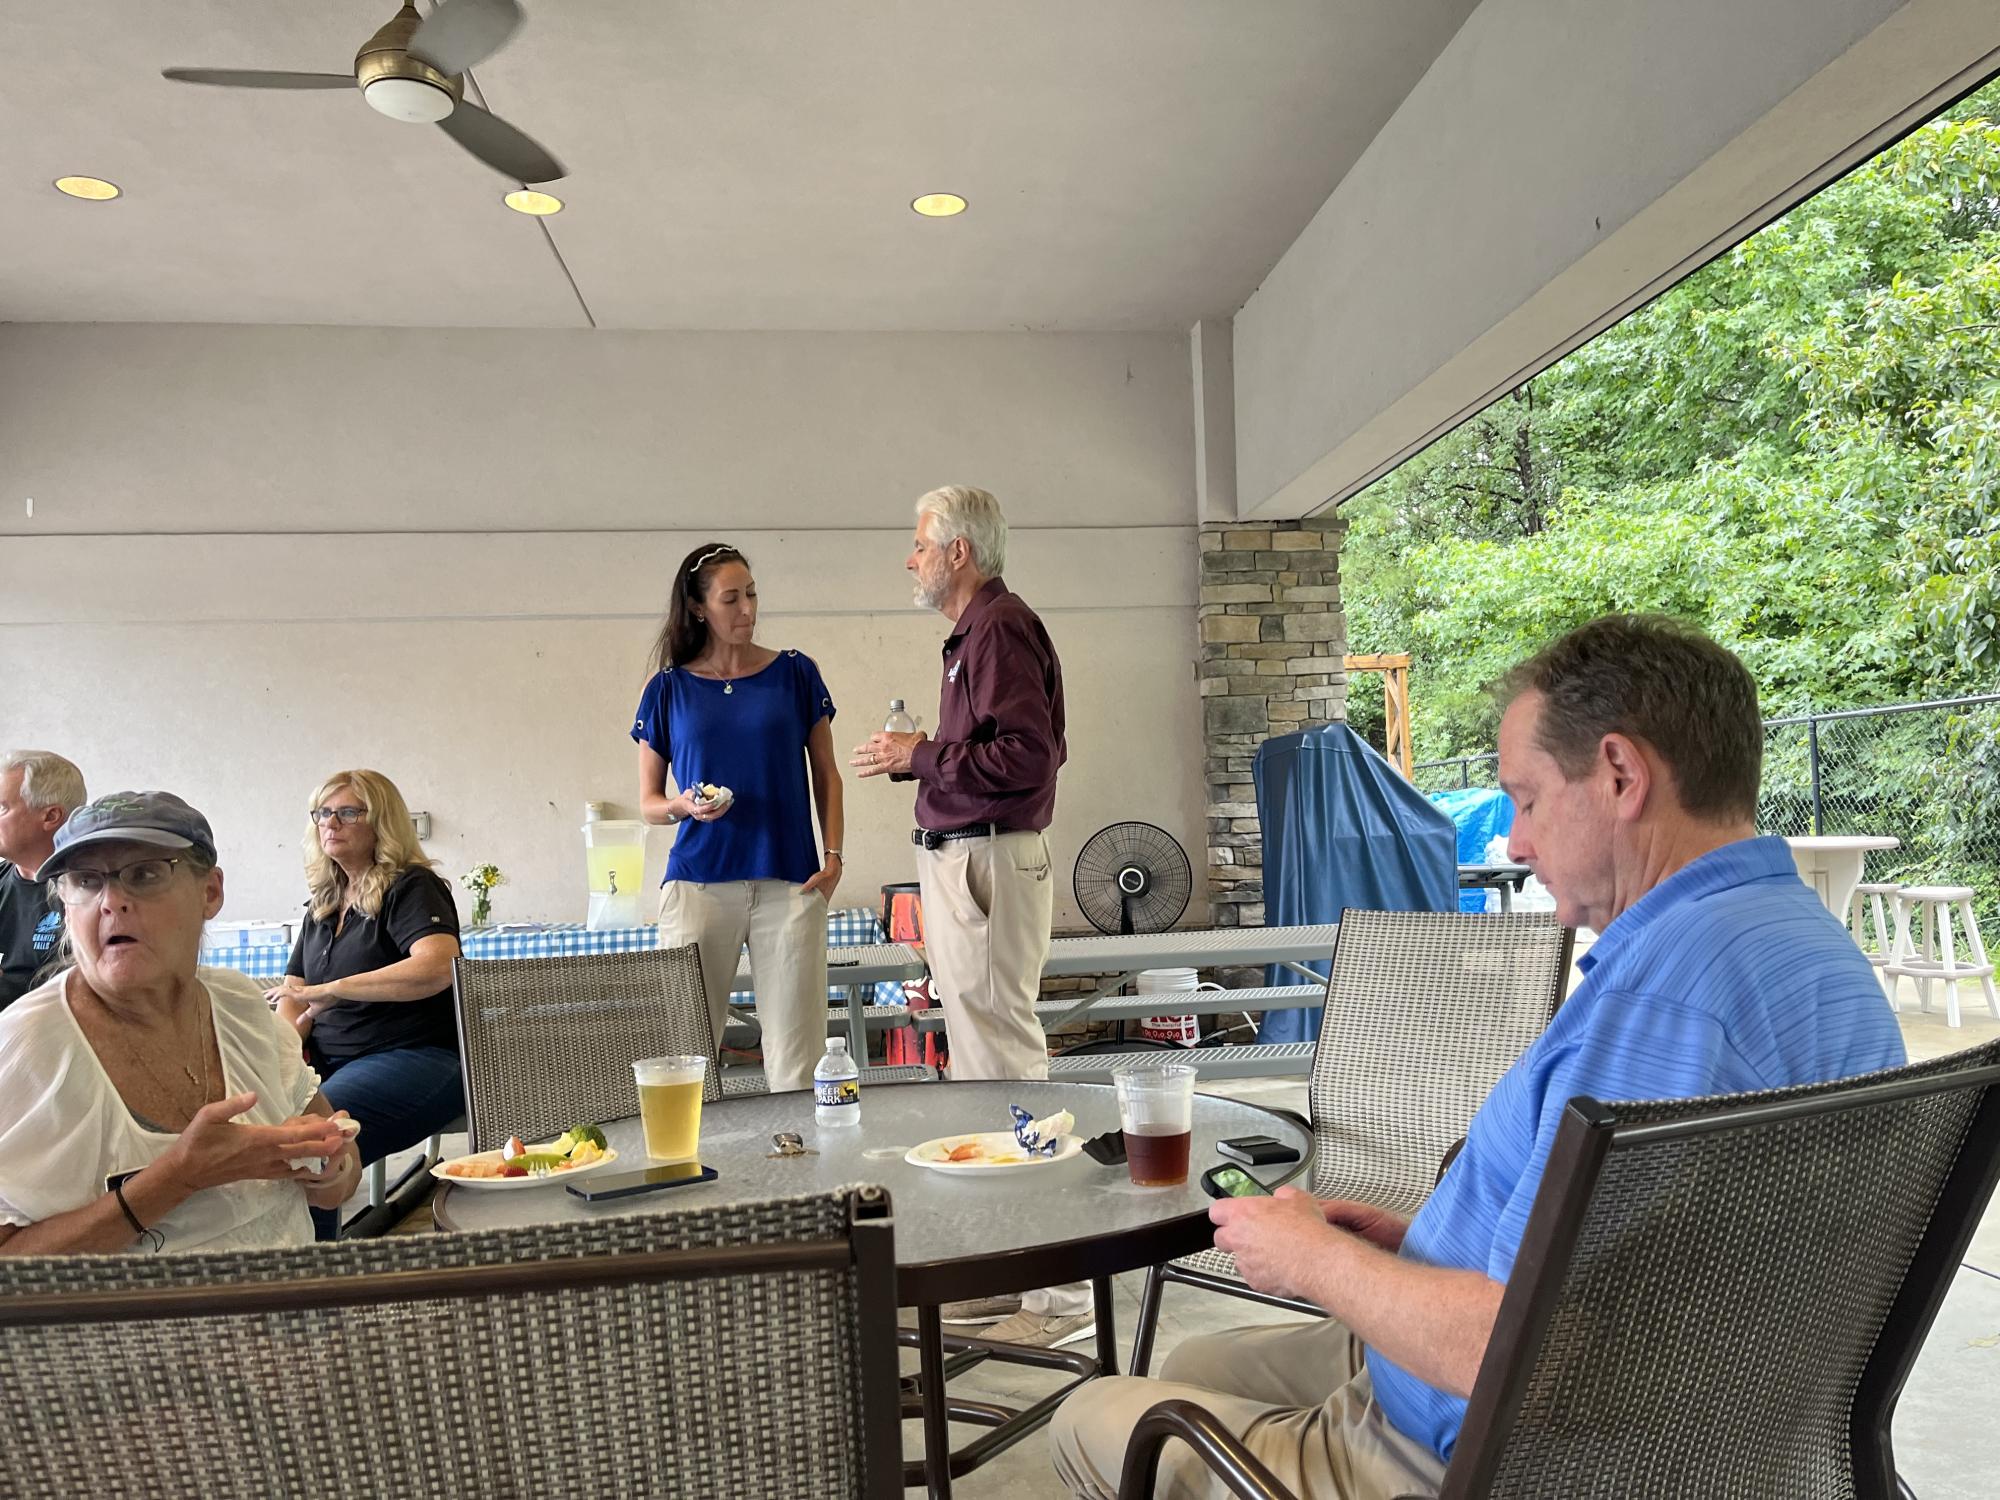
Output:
top-left (0, 792), bottom-right (357, 1253)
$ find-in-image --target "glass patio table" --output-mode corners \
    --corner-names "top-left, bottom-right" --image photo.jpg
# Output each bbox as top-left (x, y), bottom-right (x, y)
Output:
top-left (434, 1080), bottom-right (1312, 1498)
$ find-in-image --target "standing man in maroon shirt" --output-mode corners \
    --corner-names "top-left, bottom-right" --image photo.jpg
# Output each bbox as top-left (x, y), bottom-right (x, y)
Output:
top-left (853, 486), bottom-right (1093, 1346)
top-left (853, 484), bottom-right (1067, 1078)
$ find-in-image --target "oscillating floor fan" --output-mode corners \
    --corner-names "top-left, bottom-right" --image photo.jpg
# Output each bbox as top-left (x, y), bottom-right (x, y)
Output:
top-left (1074, 822), bottom-right (1193, 936)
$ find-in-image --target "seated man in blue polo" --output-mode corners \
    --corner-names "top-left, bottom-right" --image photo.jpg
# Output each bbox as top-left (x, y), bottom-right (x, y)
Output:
top-left (1050, 614), bottom-right (1906, 1499)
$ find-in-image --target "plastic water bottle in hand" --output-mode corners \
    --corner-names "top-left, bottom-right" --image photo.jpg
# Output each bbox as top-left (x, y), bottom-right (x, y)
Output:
top-left (884, 699), bottom-right (918, 735)
top-left (814, 1037), bottom-right (861, 1127)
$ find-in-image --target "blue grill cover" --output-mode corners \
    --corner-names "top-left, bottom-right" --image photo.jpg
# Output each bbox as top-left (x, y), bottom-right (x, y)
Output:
top-left (1252, 724), bottom-right (1457, 1043)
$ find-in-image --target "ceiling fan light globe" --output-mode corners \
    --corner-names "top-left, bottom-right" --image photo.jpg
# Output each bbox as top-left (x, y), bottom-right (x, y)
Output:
top-left (363, 76), bottom-right (455, 123)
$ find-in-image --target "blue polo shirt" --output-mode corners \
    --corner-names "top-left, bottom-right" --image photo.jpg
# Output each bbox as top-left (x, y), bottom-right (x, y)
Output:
top-left (1368, 835), bottom-right (1905, 1462)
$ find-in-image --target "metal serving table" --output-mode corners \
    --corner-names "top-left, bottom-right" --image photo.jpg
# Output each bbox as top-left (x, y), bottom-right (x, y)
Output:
top-left (434, 1081), bottom-right (1311, 1498)
top-left (1458, 862), bottom-right (1534, 912)
top-left (1030, 923), bottom-right (1341, 1032)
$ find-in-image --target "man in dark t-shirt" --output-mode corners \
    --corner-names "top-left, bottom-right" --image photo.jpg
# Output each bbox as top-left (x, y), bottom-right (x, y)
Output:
top-left (0, 752), bottom-right (87, 1008)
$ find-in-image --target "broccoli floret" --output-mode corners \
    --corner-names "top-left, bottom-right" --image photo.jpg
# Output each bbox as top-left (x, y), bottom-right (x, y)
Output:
top-left (558, 1123), bottom-right (607, 1156)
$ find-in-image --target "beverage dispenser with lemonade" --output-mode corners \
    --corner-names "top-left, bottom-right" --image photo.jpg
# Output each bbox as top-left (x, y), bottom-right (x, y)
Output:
top-left (581, 804), bottom-right (647, 930)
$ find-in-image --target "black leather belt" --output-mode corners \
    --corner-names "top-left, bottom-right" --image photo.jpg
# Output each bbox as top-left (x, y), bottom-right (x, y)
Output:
top-left (912, 823), bottom-right (1005, 850)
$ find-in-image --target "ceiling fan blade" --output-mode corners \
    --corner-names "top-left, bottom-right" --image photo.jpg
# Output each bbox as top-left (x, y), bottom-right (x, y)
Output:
top-left (437, 101), bottom-right (564, 183)
top-left (407, 0), bottom-right (523, 76)
top-left (162, 68), bottom-right (354, 89)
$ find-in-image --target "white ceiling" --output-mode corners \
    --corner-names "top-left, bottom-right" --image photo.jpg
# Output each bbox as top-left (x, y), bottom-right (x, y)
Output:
top-left (2, 0), bottom-right (1479, 331)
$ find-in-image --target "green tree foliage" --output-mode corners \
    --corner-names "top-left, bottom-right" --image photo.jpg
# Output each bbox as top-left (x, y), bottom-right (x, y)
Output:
top-left (1343, 81), bottom-right (2000, 761)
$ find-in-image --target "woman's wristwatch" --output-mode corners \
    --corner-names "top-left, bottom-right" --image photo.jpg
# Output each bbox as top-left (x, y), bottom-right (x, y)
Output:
top-left (824, 849), bottom-right (843, 862)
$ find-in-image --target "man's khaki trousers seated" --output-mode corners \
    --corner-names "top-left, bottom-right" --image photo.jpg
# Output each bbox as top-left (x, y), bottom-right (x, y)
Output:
top-left (1049, 1317), bottom-right (1448, 1500)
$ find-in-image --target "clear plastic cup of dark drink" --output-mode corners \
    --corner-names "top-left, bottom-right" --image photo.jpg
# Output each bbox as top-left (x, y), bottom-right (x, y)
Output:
top-left (1124, 1126), bottom-right (1192, 1186)
top-left (1113, 1063), bottom-right (1198, 1187)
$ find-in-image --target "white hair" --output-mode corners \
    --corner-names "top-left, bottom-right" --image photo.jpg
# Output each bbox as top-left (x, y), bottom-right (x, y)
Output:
top-left (0, 751), bottom-right (86, 815)
top-left (915, 486), bottom-right (1009, 578)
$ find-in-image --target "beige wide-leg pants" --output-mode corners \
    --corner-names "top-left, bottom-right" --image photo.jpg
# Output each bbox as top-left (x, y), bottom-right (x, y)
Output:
top-left (916, 830), bottom-right (1055, 1082)
top-left (1049, 1317), bottom-right (1448, 1499)
top-left (658, 878), bottom-right (828, 1093)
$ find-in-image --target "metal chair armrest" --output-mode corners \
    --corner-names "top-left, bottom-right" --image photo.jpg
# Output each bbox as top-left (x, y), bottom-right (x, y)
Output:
top-left (1263, 1105), bottom-right (1311, 1138)
top-left (1115, 1399), bottom-right (1298, 1500)
top-left (1436, 1135), bottom-right (1466, 1184)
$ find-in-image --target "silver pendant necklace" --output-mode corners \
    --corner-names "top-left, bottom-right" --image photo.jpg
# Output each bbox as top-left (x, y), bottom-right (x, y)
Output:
top-left (702, 654), bottom-right (740, 695)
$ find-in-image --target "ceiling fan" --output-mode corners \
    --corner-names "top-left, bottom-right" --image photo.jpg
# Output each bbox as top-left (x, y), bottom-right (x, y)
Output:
top-left (163, 0), bottom-right (564, 184)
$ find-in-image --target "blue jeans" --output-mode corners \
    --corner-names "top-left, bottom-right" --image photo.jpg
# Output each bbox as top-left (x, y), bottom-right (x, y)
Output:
top-left (310, 1044), bottom-right (464, 1240)
top-left (313, 1044), bottom-right (465, 1166)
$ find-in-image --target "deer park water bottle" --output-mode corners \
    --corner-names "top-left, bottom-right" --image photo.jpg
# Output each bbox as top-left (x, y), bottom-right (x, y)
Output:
top-left (884, 699), bottom-right (918, 735)
top-left (814, 1037), bottom-right (861, 1127)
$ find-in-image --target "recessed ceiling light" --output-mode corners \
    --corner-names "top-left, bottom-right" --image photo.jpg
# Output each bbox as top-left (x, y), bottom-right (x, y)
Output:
top-left (53, 176), bottom-right (121, 201)
top-left (911, 192), bottom-right (967, 218)
top-left (503, 189), bottom-right (563, 216)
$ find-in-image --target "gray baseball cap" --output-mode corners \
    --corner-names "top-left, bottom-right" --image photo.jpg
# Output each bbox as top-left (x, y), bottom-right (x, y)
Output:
top-left (41, 791), bottom-right (218, 877)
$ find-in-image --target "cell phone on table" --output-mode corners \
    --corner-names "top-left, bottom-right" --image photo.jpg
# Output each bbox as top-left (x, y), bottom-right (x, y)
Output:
top-left (567, 1162), bottom-right (718, 1202)
top-left (1216, 1135), bottom-right (1299, 1166)
top-left (1201, 1164), bottom-right (1273, 1200)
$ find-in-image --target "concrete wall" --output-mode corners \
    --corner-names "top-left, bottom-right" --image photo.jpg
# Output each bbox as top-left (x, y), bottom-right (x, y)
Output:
top-left (0, 325), bottom-right (1205, 930)
top-left (1233, 0), bottom-right (2000, 515)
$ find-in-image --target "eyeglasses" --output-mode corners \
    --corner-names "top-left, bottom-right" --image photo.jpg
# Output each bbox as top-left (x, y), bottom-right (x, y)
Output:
top-left (55, 858), bottom-right (185, 905)
top-left (310, 807), bottom-right (367, 826)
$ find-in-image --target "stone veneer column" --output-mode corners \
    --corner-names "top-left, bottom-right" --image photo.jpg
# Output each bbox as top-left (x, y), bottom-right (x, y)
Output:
top-left (1198, 517), bottom-right (1349, 927)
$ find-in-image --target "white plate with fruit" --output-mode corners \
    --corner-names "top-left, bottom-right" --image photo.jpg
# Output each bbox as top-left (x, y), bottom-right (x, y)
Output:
top-left (433, 1125), bottom-right (618, 1190)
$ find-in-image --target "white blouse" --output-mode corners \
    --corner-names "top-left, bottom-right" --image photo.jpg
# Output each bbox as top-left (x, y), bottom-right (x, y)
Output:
top-left (0, 965), bottom-right (321, 1252)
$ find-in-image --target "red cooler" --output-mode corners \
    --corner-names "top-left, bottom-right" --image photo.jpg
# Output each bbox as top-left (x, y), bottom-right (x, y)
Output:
top-left (880, 883), bottom-right (942, 1069)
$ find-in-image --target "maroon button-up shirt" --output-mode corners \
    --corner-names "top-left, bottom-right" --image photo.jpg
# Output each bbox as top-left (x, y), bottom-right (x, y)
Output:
top-left (904, 577), bottom-right (1067, 832)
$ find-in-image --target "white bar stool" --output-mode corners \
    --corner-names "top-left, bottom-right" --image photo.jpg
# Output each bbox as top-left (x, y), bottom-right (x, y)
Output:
top-left (1849, 882), bottom-right (1900, 990)
top-left (1883, 886), bottom-right (2000, 1027)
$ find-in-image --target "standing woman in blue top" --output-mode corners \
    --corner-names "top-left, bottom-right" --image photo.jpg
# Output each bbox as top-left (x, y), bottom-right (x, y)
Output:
top-left (632, 542), bottom-right (844, 1092)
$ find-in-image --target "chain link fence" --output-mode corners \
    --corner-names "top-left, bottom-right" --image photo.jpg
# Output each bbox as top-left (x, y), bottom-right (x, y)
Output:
top-left (1414, 694), bottom-right (2000, 933)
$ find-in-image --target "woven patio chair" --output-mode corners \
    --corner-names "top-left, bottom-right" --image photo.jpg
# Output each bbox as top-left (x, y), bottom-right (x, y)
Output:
top-left (1131, 910), bottom-right (1573, 1375)
top-left (454, 942), bottom-right (720, 1152)
top-left (0, 1186), bottom-right (904, 1498)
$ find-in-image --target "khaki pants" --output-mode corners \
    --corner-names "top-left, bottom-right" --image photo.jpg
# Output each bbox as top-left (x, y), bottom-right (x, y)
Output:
top-left (658, 879), bottom-right (828, 1093)
top-left (916, 831), bottom-right (1055, 1082)
top-left (1049, 1318), bottom-right (1448, 1500)
top-left (920, 831), bottom-right (1081, 1316)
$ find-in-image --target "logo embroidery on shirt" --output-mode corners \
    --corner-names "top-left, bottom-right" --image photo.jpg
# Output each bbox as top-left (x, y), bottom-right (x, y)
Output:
top-left (947, 660), bottom-right (962, 685)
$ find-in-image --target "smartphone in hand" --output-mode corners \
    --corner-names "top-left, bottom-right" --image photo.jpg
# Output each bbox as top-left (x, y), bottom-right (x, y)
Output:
top-left (1201, 1163), bottom-right (1274, 1200)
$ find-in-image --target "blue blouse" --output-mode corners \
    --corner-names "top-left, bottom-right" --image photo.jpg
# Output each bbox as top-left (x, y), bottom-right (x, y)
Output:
top-left (630, 650), bottom-right (835, 886)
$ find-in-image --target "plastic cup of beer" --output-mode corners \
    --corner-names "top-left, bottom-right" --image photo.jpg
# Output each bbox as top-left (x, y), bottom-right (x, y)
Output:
top-left (633, 1055), bottom-right (707, 1162)
top-left (1113, 1062), bottom-right (1197, 1186)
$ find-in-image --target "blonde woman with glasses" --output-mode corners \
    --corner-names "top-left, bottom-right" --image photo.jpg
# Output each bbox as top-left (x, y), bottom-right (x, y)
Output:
top-left (266, 770), bottom-right (461, 1218)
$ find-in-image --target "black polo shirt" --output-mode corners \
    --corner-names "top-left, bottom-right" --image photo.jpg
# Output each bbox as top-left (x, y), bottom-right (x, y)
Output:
top-left (287, 866), bottom-right (461, 1062)
top-left (0, 862), bottom-right (64, 1010)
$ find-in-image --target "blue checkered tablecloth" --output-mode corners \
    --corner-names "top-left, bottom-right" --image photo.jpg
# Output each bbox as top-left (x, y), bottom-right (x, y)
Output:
top-left (198, 908), bottom-right (890, 1007)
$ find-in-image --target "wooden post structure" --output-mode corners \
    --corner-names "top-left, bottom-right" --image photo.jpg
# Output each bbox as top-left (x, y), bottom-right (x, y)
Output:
top-left (1343, 653), bottom-right (1413, 778)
